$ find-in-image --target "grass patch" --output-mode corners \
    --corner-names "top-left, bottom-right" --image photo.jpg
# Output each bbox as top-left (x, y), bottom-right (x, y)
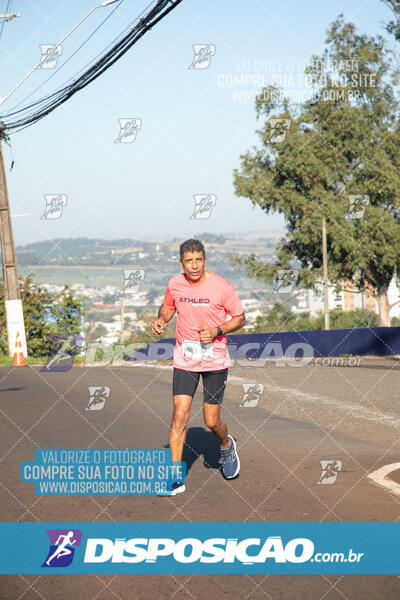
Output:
top-left (0, 354), bottom-right (86, 366)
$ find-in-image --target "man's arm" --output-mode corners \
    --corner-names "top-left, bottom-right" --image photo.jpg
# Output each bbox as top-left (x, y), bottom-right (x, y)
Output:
top-left (200, 313), bottom-right (246, 344)
top-left (158, 304), bottom-right (176, 322)
top-left (218, 313), bottom-right (246, 335)
top-left (151, 304), bottom-right (176, 336)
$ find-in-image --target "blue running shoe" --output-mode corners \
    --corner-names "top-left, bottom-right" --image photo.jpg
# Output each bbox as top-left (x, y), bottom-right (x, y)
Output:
top-left (158, 481), bottom-right (185, 496)
top-left (221, 435), bottom-right (240, 479)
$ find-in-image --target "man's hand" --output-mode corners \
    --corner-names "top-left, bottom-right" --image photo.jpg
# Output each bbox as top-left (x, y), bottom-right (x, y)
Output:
top-left (151, 318), bottom-right (165, 336)
top-left (199, 327), bottom-right (218, 344)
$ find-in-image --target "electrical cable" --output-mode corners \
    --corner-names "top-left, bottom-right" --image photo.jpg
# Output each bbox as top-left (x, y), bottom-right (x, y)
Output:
top-left (0, 0), bottom-right (12, 41)
top-left (8, 0), bottom-right (127, 113)
top-left (1, 0), bottom-right (183, 134)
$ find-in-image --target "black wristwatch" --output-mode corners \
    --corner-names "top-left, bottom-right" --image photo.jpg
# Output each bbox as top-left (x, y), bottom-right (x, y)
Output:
top-left (216, 326), bottom-right (223, 337)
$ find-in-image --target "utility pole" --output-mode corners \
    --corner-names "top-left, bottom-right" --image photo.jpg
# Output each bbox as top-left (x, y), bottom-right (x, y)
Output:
top-left (0, 12), bottom-right (25, 357)
top-left (0, 135), bottom-right (27, 356)
top-left (0, 3), bottom-right (118, 358)
top-left (119, 296), bottom-right (125, 342)
top-left (322, 217), bottom-right (330, 330)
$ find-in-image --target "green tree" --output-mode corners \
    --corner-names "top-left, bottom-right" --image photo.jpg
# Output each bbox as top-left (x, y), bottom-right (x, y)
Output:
top-left (0, 275), bottom-right (85, 357)
top-left (86, 311), bottom-right (114, 323)
top-left (233, 16), bottom-right (400, 326)
top-left (381, 0), bottom-right (400, 40)
top-left (126, 312), bottom-right (176, 345)
top-left (248, 303), bottom-right (378, 333)
top-left (250, 303), bottom-right (300, 333)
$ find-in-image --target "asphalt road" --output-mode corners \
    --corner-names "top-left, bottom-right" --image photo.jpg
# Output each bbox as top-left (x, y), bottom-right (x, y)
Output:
top-left (1, 359), bottom-right (400, 599)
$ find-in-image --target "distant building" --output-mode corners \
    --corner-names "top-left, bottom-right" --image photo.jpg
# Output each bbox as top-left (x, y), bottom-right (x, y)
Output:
top-left (241, 298), bottom-right (260, 310)
top-left (292, 278), bottom-right (400, 321)
top-left (243, 309), bottom-right (264, 329)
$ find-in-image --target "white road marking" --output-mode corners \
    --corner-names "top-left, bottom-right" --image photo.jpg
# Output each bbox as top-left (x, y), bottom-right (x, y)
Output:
top-left (228, 374), bottom-right (400, 426)
top-left (367, 462), bottom-right (400, 497)
top-left (118, 364), bottom-right (400, 428)
top-left (119, 363), bottom-right (400, 499)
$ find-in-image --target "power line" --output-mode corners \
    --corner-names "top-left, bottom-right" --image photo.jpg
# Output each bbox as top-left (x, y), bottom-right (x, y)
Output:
top-left (8, 0), bottom-right (128, 113)
top-left (0, 0), bottom-right (12, 40)
top-left (56, 0), bottom-right (157, 93)
top-left (1, 0), bottom-right (183, 135)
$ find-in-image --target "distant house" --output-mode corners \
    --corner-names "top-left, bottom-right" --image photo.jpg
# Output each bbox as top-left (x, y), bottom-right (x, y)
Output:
top-left (292, 277), bottom-right (400, 321)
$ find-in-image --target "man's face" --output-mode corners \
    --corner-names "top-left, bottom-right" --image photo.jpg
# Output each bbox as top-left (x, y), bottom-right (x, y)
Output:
top-left (179, 251), bottom-right (206, 282)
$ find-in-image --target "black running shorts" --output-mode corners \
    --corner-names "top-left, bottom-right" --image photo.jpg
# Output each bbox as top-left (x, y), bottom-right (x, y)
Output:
top-left (173, 368), bottom-right (228, 404)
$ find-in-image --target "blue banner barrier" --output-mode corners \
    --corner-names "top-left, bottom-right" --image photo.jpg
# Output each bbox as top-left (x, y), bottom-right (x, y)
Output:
top-left (0, 521), bottom-right (399, 574)
top-left (123, 327), bottom-right (400, 362)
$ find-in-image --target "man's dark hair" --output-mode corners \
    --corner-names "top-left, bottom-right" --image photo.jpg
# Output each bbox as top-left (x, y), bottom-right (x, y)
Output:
top-left (179, 239), bottom-right (205, 260)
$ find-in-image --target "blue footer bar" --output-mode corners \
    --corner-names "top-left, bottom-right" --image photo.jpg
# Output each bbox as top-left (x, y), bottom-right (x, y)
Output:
top-left (0, 522), bottom-right (398, 574)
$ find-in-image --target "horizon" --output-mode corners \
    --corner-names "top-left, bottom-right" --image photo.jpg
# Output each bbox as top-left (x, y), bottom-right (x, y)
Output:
top-left (14, 229), bottom-right (286, 249)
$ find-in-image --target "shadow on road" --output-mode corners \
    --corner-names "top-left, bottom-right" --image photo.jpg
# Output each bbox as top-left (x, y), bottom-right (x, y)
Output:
top-left (183, 427), bottom-right (221, 473)
top-left (164, 427), bottom-right (221, 474)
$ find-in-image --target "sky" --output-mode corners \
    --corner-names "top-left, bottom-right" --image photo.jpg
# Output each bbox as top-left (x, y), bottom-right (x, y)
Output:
top-left (0, 0), bottom-right (395, 246)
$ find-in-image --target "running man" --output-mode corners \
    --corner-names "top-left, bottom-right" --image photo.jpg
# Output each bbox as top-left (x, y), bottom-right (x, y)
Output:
top-left (43, 334), bottom-right (75, 371)
top-left (45, 531), bottom-right (77, 566)
top-left (151, 239), bottom-right (246, 495)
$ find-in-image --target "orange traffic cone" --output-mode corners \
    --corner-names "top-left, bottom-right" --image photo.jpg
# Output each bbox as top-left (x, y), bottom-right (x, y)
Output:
top-left (12, 332), bottom-right (26, 367)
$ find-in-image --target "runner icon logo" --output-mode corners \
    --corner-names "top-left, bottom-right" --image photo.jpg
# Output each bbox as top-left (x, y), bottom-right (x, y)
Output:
top-left (115, 118), bottom-right (142, 143)
top-left (86, 386), bottom-right (110, 411)
top-left (348, 195), bottom-right (369, 220)
top-left (317, 460), bottom-right (342, 485)
top-left (39, 44), bottom-right (63, 69)
top-left (41, 333), bottom-right (82, 372)
top-left (122, 270), bottom-right (146, 293)
top-left (273, 269), bottom-right (298, 294)
top-left (42, 529), bottom-right (82, 568)
top-left (268, 118), bottom-right (291, 143)
top-left (41, 194), bottom-right (67, 220)
top-left (188, 44), bottom-right (216, 69)
top-left (189, 194), bottom-right (217, 220)
top-left (239, 383), bottom-right (264, 408)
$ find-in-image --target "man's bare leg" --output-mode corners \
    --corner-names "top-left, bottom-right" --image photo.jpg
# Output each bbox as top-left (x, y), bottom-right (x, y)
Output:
top-left (203, 403), bottom-right (230, 448)
top-left (170, 395), bottom-right (192, 462)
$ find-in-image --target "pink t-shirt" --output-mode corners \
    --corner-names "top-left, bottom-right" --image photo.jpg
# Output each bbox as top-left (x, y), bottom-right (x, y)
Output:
top-left (163, 271), bottom-right (244, 372)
